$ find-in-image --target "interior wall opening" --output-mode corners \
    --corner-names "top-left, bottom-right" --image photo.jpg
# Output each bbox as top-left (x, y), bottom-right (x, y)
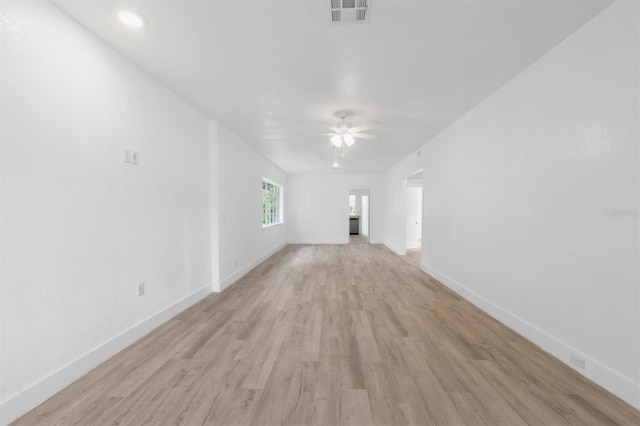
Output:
top-left (348, 188), bottom-right (371, 244)
top-left (404, 170), bottom-right (423, 267)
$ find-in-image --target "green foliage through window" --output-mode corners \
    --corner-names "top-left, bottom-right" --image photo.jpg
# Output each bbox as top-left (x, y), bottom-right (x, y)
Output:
top-left (262, 179), bottom-right (282, 226)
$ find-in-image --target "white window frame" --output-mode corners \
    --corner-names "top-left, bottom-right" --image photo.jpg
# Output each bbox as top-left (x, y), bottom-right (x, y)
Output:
top-left (349, 194), bottom-right (356, 215)
top-left (262, 178), bottom-right (283, 227)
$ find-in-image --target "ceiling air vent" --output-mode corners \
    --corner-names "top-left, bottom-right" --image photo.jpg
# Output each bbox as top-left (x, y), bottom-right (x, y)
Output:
top-left (331, 0), bottom-right (371, 24)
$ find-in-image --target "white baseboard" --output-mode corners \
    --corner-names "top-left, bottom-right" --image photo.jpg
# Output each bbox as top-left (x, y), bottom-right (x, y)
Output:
top-left (383, 242), bottom-right (405, 256)
top-left (423, 265), bottom-right (640, 411)
top-left (0, 285), bottom-right (212, 426)
top-left (220, 243), bottom-right (287, 291)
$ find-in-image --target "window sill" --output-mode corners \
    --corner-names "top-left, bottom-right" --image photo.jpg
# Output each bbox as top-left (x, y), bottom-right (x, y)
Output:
top-left (262, 221), bottom-right (284, 229)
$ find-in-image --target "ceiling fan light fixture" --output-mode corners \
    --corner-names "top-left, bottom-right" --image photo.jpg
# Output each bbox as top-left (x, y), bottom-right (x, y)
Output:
top-left (343, 134), bottom-right (355, 146)
top-left (331, 134), bottom-right (343, 147)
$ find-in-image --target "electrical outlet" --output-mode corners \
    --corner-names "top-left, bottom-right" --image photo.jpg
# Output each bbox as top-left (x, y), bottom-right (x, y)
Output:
top-left (137, 282), bottom-right (145, 296)
top-left (233, 260), bottom-right (237, 269)
top-left (124, 149), bottom-right (139, 165)
top-left (570, 352), bottom-right (585, 370)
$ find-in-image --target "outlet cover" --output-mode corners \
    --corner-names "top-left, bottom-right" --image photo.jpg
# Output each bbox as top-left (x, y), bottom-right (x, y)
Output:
top-left (137, 282), bottom-right (145, 296)
top-left (124, 149), bottom-right (139, 165)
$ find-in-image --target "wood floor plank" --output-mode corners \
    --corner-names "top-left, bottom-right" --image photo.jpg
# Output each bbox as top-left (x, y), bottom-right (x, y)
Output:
top-left (12, 244), bottom-right (640, 426)
top-left (398, 402), bottom-right (432, 426)
top-left (340, 389), bottom-right (374, 426)
top-left (361, 362), bottom-right (407, 426)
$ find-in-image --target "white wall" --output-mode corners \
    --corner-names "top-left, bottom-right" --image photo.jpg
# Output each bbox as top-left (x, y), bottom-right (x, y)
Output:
top-left (216, 123), bottom-right (287, 290)
top-left (0, 1), bottom-right (213, 422)
top-left (389, 0), bottom-right (639, 409)
top-left (287, 174), bottom-right (386, 244)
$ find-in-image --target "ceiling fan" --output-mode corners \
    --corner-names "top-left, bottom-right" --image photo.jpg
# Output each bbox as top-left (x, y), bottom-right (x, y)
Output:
top-left (325, 110), bottom-right (376, 149)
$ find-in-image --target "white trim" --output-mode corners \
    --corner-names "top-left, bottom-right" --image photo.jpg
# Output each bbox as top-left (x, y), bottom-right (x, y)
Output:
top-left (348, 187), bottom-right (373, 243)
top-left (220, 243), bottom-right (286, 291)
top-left (262, 177), bottom-right (283, 227)
top-left (210, 120), bottom-right (221, 293)
top-left (261, 176), bottom-right (281, 187)
top-left (0, 285), bottom-right (212, 425)
top-left (423, 264), bottom-right (640, 410)
top-left (383, 242), bottom-right (406, 256)
top-left (261, 221), bottom-right (284, 229)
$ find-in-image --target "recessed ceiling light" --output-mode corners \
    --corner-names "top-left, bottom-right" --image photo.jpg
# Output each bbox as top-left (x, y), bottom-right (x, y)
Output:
top-left (118, 10), bottom-right (147, 28)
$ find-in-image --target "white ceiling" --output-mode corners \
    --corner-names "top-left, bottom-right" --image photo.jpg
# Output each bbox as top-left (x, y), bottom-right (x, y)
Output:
top-left (51, 0), bottom-right (612, 174)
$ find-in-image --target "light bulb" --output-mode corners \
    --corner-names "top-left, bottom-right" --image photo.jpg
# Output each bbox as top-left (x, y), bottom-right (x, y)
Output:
top-left (331, 135), bottom-right (343, 147)
top-left (118, 10), bottom-right (146, 27)
top-left (343, 134), bottom-right (355, 146)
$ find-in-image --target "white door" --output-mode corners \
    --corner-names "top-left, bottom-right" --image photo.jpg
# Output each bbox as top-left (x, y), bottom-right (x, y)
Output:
top-left (406, 187), bottom-right (422, 249)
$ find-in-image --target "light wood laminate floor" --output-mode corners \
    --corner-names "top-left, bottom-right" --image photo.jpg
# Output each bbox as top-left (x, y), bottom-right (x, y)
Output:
top-left (348, 234), bottom-right (368, 244)
top-left (403, 249), bottom-right (421, 268)
top-left (15, 244), bottom-right (640, 425)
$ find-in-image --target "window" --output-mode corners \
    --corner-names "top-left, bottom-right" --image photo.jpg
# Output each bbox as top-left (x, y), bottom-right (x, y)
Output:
top-left (349, 195), bottom-right (356, 215)
top-left (262, 178), bottom-right (283, 227)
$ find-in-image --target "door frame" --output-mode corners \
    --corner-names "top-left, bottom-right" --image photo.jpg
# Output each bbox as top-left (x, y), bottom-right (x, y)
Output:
top-left (348, 187), bottom-right (372, 243)
top-left (401, 168), bottom-right (424, 254)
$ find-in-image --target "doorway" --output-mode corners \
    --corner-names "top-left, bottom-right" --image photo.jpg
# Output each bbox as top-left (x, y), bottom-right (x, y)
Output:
top-left (404, 170), bottom-right (423, 266)
top-left (348, 188), bottom-right (371, 244)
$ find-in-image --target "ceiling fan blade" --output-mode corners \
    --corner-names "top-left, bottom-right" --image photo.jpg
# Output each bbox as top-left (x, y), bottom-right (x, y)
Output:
top-left (350, 123), bottom-right (376, 133)
top-left (353, 133), bottom-right (377, 140)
